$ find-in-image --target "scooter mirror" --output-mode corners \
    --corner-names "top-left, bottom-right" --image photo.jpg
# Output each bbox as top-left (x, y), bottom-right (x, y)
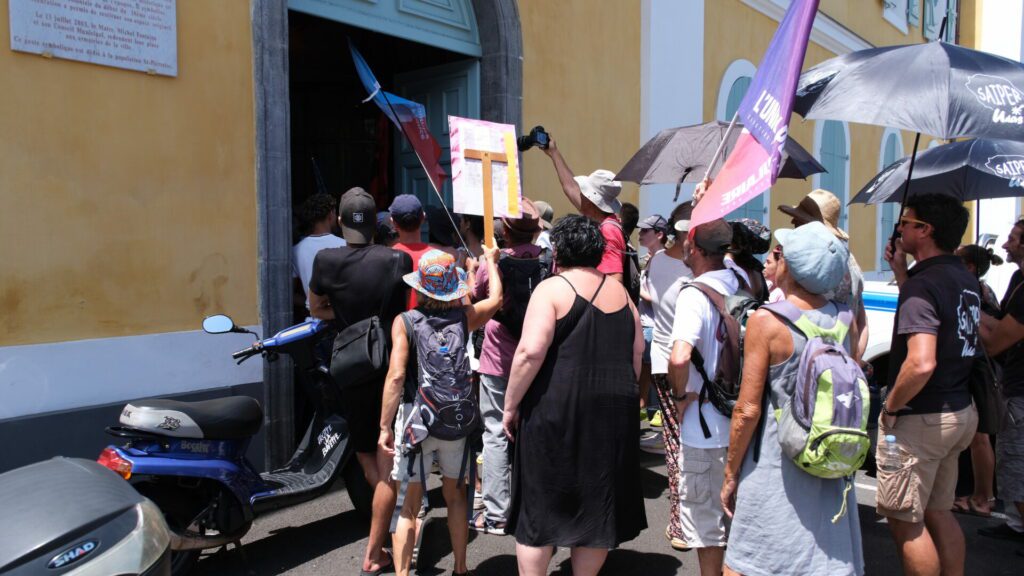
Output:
top-left (202, 314), bottom-right (236, 334)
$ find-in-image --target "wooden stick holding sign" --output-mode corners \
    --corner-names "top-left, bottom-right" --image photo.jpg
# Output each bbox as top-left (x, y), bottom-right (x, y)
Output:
top-left (462, 148), bottom-right (508, 249)
top-left (448, 116), bottom-right (523, 250)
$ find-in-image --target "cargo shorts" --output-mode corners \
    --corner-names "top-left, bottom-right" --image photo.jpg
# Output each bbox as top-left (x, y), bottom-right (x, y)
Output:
top-left (677, 444), bottom-right (730, 547)
top-left (875, 405), bottom-right (977, 523)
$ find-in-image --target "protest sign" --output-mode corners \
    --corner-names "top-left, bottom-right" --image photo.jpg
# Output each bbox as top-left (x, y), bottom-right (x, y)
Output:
top-left (449, 116), bottom-right (522, 248)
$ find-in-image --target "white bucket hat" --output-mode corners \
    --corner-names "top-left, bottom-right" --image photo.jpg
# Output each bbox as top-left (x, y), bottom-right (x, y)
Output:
top-left (574, 169), bottom-right (623, 214)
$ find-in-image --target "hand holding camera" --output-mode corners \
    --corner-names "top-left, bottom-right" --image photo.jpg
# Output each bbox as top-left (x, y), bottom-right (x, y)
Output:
top-left (517, 125), bottom-right (551, 152)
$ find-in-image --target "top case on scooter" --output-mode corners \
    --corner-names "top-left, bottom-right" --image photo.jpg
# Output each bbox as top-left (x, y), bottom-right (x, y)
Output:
top-left (120, 396), bottom-right (263, 439)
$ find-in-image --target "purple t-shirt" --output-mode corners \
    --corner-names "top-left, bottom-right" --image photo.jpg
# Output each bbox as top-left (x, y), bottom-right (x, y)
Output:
top-left (474, 244), bottom-right (544, 378)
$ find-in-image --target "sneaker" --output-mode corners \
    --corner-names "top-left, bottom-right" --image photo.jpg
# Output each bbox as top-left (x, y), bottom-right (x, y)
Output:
top-left (639, 431), bottom-right (665, 455)
top-left (640, 409), bottom-right (649, 423)
top-left (650, 410), bottom-right (664, 428)
top-left (978, 523), bottom-right (1024, 542)
top-left (473, 489), bottom-right (485, 511)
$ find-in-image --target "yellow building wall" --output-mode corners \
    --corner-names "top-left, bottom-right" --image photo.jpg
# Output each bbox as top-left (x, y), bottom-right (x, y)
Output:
top-left (518, 0), bottom-right (641, 224)
top-left (0, 1), bottom-right (258, 347)
top-left (705, 0), bottom-right (971, 273)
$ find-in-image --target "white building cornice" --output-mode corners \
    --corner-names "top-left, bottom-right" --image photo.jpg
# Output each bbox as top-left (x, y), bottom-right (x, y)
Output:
top-left (741, 0), bottom-right (874, 55)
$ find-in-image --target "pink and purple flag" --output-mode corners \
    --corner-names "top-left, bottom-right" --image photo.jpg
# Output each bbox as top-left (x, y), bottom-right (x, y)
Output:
top-left (692, 0), bottom-right (820, 227)
top-left (349, 41), bottom-right (448, 195)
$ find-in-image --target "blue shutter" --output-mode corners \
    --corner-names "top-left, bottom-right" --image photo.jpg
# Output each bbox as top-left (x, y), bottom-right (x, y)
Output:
top-left (722, 76), bottom-right (764, 223)
top-left (879, 134), bottom-right (900, 271)
top-left (819, 121), bottom-right (848, 229)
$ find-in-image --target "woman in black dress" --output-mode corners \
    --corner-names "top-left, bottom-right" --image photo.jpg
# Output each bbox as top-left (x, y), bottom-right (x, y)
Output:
top-left (502, 214), bottom-right (647, 576)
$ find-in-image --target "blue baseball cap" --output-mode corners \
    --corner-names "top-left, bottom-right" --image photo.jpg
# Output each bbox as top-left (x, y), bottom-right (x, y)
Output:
top-left (773, 221), bottom-right (849, 295)
top-left (389, 194), bottom-right (423, 219)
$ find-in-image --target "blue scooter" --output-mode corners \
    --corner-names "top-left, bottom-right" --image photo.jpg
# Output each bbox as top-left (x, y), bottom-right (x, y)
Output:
top-left (97, 315), bottom-right (372, 576)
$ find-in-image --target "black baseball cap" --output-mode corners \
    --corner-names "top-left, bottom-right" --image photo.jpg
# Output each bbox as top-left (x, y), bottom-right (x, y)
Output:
top-left (638, 215), bottom-right (668, 233)
top-left (339, 187), bottom-right (376, 244)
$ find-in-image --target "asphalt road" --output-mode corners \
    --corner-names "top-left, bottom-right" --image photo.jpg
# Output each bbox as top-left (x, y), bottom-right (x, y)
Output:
top-left (194, 447), bottom-right (1021, 575)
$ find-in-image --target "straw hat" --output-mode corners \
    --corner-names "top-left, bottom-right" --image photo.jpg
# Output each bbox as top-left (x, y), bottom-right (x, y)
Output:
top-left (777, 189), bottom-right (849, 241)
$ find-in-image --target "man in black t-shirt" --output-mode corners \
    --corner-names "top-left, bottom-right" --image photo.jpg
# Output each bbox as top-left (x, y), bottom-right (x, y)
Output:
top-left (880, 193), bottom-right (979, 576)
top-left (981, 219), bottom-right (1024, 546)
top-left (309, 187), bottom-right (412, 576)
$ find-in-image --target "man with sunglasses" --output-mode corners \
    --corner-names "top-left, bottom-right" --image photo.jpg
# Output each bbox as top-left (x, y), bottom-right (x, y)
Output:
top-left (881, 193), bottom-right (980, 576)
top-left (978, 218), bottom-right (1024, 551)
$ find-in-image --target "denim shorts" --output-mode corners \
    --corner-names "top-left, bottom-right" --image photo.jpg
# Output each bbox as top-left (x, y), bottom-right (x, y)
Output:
top-left (643, 325), bottom-right (653, 365)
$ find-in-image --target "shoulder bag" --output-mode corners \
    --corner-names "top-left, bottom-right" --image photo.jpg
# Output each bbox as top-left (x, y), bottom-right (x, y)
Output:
top-left (329, 251), bottom-right (401, 389)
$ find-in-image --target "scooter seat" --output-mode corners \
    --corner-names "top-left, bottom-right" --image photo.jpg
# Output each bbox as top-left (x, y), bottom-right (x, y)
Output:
top-left (120, 396), bottom-right (263, 439)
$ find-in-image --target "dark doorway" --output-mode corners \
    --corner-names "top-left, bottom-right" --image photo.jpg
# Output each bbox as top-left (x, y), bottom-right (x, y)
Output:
top-left (288, 11), bottom-right (469, 229)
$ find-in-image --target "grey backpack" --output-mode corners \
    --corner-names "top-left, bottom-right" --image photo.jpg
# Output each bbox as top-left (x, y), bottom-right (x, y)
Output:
top-left (400, 309), bottom-right (479, 448)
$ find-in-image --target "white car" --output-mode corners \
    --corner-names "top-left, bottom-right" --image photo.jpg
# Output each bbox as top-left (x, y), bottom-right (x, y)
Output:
top-left (861, 279), bottom-right (900, 474)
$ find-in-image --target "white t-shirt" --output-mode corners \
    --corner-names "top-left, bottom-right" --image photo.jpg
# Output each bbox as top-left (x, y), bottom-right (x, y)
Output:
top-left (292, 234), bottom-right (346, 311)
top-left (534, 230), bottom-right (552, 252)
top-left (648, 251), bottom-right (694, 374)
top-left (671, 268), bottom-right (740, 449)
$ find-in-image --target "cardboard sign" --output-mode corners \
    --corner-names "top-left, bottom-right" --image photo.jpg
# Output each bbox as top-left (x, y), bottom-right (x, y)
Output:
top-left (449, 116), bottom-right (522, 219)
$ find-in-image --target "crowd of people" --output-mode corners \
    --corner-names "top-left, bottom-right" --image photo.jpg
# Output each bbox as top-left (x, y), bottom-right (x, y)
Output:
top-left (288, 136), bottom-right (1024, 576)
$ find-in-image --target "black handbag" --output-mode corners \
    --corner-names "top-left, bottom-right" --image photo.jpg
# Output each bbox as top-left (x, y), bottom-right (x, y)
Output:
top-left (329, 252), bottom-right (401, 389)
top-left (971, 352), bottom-right (1007, 435)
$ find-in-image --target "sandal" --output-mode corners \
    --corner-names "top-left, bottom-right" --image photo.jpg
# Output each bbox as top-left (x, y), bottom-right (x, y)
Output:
top-left (469, 510), bottom-right (488, 533)
top-left (469, 510), bottom-right (506, 535)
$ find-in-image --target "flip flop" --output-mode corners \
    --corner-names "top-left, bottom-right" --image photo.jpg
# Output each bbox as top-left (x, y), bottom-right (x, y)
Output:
top-left (967, 500), bottom-right (993, 518)
top-left (358, 550), bottom-right (393, 576)
top-left (952, 500), bottom-right (992, 518)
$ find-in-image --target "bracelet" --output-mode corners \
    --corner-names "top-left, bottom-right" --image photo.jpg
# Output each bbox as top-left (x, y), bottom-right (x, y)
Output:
top-left (672, 392), bottom-right (688, 401)
top-left (881, 404), bottom-right (898, 417)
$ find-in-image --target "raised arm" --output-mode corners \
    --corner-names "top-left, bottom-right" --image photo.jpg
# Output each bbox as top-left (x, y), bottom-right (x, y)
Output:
top-left (466, 245), bottom-right (503, 331)
top-left (542, 139), bottom-right (583, 211)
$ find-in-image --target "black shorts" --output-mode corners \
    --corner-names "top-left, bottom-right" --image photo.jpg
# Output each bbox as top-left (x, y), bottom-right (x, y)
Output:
top-left (341, 380), bottom-right (384, 454)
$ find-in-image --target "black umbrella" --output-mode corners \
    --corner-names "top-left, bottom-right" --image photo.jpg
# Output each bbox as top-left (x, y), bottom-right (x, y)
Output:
top-left (795, 41), bottom-right (1024, 142)
top-left (850, 138), bottom-right (1024, 205)
top-left (616, 121), bottom-right (825, 193)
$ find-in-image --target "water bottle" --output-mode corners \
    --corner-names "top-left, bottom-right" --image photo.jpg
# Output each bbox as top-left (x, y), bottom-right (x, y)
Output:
top-left (879, 435), bottom-right (903, 472)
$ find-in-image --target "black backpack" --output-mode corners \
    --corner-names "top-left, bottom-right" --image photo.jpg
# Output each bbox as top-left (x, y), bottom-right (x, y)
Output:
top-left (491, 249), bottom-right (553, 338)
top-left (624, 243), bottom-right (642, 304)
top-left (686, 271), bottom-right (762, 438)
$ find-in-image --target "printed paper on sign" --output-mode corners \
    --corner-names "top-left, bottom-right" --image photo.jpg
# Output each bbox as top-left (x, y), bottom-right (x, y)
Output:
top-left (449, 116), bottom-right (523, 218)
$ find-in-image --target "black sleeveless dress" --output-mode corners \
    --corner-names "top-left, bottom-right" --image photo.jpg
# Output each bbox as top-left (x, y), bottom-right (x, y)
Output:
top-left (506, 275), bottom-right (647, 548)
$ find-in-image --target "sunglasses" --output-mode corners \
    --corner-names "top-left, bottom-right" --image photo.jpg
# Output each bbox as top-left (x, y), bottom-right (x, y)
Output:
top-left (899, 216), bottom-right (930, 229)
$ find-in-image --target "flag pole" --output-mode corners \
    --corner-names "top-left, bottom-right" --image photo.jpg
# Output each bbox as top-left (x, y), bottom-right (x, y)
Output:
top-left (377, 91), bottom-right (470, 252)
top-left (705, 112), bottom-right (741, 182)
top-left (688, 112), bottom-right (740, 205)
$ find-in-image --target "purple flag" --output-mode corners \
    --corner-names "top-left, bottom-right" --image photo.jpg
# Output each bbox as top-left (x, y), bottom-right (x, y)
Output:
top-left (737, 0), bottom-right (820, 183)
